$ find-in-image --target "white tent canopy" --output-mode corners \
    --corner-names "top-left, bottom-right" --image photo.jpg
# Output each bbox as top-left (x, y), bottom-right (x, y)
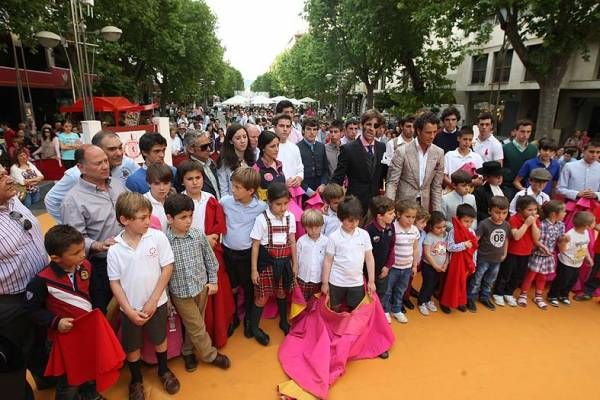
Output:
top-left (250, 95), bottom-right (274, 106)
top-left (289, 98), bottom-right (304, 106)
top-left (271, 96), bottom-right (288, 103)
top-left (299, 97), bottom-right (317, 103)
top-left (221, 95), bottom-right (249, 106)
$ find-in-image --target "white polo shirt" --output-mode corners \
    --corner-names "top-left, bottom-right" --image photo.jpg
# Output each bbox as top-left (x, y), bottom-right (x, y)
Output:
top-left (326, 227), bottom-right (372, 287)
top-left (297, 234), bottom-right (329, 283)
top-left (250, 209), bottom-right (296, 245)
top-left (444, 149), bottom-right (484, 175)
top-left (509, 187), bottom-right (550, 215)
top-left (107, 228), bottom-right (174, 311)
top-left (144, 192), bottom-right (168, 233)
top-left (473, 134), bottom-right (504, 162)
top-left (277, 140), bottom-right (304, 180)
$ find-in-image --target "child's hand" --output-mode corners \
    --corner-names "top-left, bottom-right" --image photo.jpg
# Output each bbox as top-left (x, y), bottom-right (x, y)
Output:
top-left (321, 282), bottom-right (329, 295)
top-left (539, 244), bottom-right (551, 256)
top-left (128, 310), bottom-right (149, 326)
top-left (379, 267), bottom-right (389, 279)
top-left (58, 318), bottom-right (74, 333)
top-left (251, 269), bottom-right (259, 286)
top-left (367, 281), bottom-right (376, 297)
top-left (206, 283), bottom-right (218, 295)
top-left (525, 215), bottom-right (537, 226)
top-left (206, 234), bottom-right (219, 249)
top-left (464, 240), bottom-right (472, 249)
top-left (142, 298), bottom-right (158, 319)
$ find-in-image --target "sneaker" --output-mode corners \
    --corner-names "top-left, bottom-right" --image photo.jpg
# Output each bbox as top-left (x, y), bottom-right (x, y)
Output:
top-left (575, 293), bottom-right (592, 301)
top-left (493, 294), bottom-right (505, 307)
top-left (466, 300), bottom-right (477, 313)
top-left (548, 297), bottom-right (559, 307)
top-left (480, 298), bottom-right (496, 310)
top-left (418, 303), bottom-right (430, 316)
top-left (504, 295), bottom-right (518, 307)
top-left (517, 294), bottom-right (528, 307)
top-left (534, 297), bottom-right (548, 310)
top-left (392, 311), bottom-right (408, 323)
top-left (559, 297), bottom-right (571, 305)
top-left (426, 301), bottom-right (437, 312)
top-left (384, 312), bottom-right (392, 324)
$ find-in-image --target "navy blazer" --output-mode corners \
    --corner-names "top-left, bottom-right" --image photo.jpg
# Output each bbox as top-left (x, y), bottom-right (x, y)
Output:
top-left (297, 139), bottom-right (329, 191)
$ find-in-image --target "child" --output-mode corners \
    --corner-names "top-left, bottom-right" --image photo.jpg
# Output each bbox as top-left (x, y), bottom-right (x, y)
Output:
top-left (548, 211), bottom-right (595, 306)
top-left (321, 183), bottom-right (344, 237)
top-left (24, 225), bottom-right (105, 400)
top-left (382, 201), bottom-right (420, 324)
top-left (474, 161), bottom-right (506, 222)
top-left (364, 196), bottom-right (396, 301)
top-left (493, 195), bottom-right (540, 307)
top-left (467, 196), bottom-right (511, 312)
top-left (514, 138), bottom-right (560, 196)
top-left (518, 200), bottom-right (566, 309)
top-left (250, 183), bottom-right (298, 345)
top-left (296, 209), bottom-right (329, 301)
top-left (404, 206), bottom-right (430, 310)
top-left (418, 211), bottom-right (448, 316)
top-left (440, 204), bottom-right (478, 313)
top-left (144, 163), bottom-right (173, 232)
top-left (220, 167), bottom-right (267, 338)
top-left (509, 168), bottom-right (551, 215)
top-left (164, 193), bottom-right (231, 373)
top-left (442, 170), bottom-right (477, 230)
top-left (107, 192), bottom-right (180, 399)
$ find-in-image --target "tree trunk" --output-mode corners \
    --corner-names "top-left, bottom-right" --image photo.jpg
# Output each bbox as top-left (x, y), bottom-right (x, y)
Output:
top-left (365, 81), bottom-right (374, 110)
top-left (536, 80), bottom-right (562, 141)
top-left (402, 57), bottom-right (426, 102)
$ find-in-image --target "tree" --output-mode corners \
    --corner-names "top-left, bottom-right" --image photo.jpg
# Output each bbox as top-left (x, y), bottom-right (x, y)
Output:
top-left (215, 62), bottom-right (244, 99)
top-left (251, 71), bottom-right (283, 96)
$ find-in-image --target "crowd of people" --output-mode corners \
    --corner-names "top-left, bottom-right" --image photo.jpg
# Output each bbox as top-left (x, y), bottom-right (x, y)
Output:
top-left (1, 99), bottom-right (600, 400)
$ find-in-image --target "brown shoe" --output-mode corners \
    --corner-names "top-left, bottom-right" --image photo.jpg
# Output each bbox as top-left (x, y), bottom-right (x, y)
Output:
top-left (129, 382), bottom-right (145, 400)
top-left (211, 353), bottom-right (231, 369)
top-left (159, 370), bottom-right (180, 394)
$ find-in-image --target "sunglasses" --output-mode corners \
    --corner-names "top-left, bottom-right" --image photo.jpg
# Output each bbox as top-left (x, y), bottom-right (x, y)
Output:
top-left (9, 211), bottom-right (32, 231)
top-left (195, 141), bottom-right (213, 151)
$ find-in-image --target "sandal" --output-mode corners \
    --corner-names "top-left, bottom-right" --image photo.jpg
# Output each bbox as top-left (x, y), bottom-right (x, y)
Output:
top-left (517, 294), bottom-right (528, 307)
top-left (534, 297), bottom-right (548, 310)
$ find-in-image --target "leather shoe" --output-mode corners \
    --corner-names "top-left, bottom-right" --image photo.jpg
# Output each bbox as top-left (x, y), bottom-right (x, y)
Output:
top-left (378, 351), bottom-right (389, 359)
top-left (159, 370), bottom-right (180, 394)
top-left (440, 305), bottom-right (451, 314)
top-left (211, 353), bottom-right (231, 369)
top-left (254, 328), bottom-right (270, 346)
top-left (457, 305), bottom-right (467, 312)
top-left (403, 299), bottom-right (415, 310)
top-left (183, 353), bottom-right (197, 372)
top-left (467, 300), bottom-right (477, 313)
top-left (480, 298), bottom-right (496, 310)
top-left (128, 382), bottom-right (145, 400)
top-left (227, 315), bottom-right (240, 337)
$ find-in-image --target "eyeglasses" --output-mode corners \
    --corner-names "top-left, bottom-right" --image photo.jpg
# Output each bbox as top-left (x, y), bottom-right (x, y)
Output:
top-left (9, 211), bottom-right (32, 231)
top-left (195, 141), bottom-right (213, 151)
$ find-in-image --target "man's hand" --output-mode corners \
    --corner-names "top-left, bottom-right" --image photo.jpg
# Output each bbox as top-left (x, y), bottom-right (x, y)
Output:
top-left (92, 238), bottom-right (116, 252)
top-left (286, 176), bottom-right (302, 187)
top-left (316, 185), bottom-right (326, 194)
top-left (58, 318), bottom-right (74, 333)
top-left (206, 283), bottom-right (218, 295)
top-left (578, 189), bottom-right (597, 199)
top-left (206, 234), bottom-right (219, 249)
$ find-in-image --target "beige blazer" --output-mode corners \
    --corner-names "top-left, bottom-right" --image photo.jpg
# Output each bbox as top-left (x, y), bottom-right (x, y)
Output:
top-left (385, 140), bottom-right (444, 211)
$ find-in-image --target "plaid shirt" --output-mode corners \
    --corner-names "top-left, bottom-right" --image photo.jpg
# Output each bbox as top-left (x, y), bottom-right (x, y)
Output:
top-left (166, 227), bottom-right (218, 298)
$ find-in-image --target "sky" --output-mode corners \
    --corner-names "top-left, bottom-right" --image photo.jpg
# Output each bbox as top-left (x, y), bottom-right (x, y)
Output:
top-left (204, 0), bottom-right (308, 87)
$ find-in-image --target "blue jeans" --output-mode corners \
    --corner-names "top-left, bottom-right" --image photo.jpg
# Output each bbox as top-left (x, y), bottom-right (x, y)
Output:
top-left (468, 259), bottom-right (501, 301)
top-left (23, 190), bottom-right (40, 208)
top-left (382, 268), bottom-right (412, 313)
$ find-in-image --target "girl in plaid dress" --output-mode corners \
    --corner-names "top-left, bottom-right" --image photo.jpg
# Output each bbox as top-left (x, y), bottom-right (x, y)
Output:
top-left (250, 183), bottom-right (298, 346)
top-left (518, 201), bottom-right (567, 309)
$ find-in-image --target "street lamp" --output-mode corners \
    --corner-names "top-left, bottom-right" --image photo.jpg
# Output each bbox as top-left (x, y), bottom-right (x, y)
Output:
top-left (36, 0), bottom-right (122, 120)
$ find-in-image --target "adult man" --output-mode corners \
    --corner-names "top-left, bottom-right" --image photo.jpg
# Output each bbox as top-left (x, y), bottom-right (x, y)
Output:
top-left (501, 119), bottom-right (537, 199)
top-left (276, 100), bottom-right (302, 143)
top-left (383, 115), bottom-right (415, 165)
top-left (273, 113), bottom-right (303, 187)
top-left (125, 132), bottom-right (176, 194)
top-left (297, 117), bottom-right (329, 195)
top-left (331, 109), bottom-right (386, 212)
top-left (45, 130), bottom-right (140, 222)
top-left (292, 113), bottom-right (302, 133)
top-left (433, 106), bottom-right (461, 154)
top-left (341, 119), bottom-right (359, 145)
top-left (385, 111), bottom-right (445, 212)
top-left (316, 120), bottom-right (329, 143)
top-left (473, 112), bottom-right (504, 164)
top-left (245, 123), bottom-right (261, 161)
top-left (325, 120), bottom-right (343, 177)
top-left (557, 140), bottom-right (600, 201)
top-left (184, 131), bottom-right (221, 198)
top-left (61, 145), bottom-right (127, 313)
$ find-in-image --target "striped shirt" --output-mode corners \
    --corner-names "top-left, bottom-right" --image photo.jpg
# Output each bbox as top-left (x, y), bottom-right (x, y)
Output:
top-left (392, 221), bottom-right (420, 269)
top-left (0, 196), bottom-right (47, 294)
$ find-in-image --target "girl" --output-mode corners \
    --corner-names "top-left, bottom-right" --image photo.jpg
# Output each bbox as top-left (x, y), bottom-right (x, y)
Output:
top-left (217, 123), bottom-right (256, 198)
top-left (249, 183), bottom-right (297, 345)
top-left (57, 121), bottom-right (81, 169)
top-left (143, 163), bottom-right (173, 232)
top-left (177, 160), bottom-right (235, 348)
top-left (418, 211), bottom-right (448, 316)
top-left (10, 147), bottom-right (44, 207)
top-left (253, 131), bottom-right (285, 201)
top-left (33, 127), bottom-right (58, 159)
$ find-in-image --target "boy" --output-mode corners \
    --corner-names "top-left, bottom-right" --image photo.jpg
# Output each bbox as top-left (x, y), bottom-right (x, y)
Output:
top-left (297, 117), bottom-right (329, 195)
top-left (220, 167), bottom-right (267, 338)
top-left (321, 183), bottom-right (344, 237)
top-left (107, 192), bottom-right (179, 400)
top-left (164, 193), bottom-right (231, 373)
top-left (467, 196), bottom-right (511, 312)
top-left (509, 168), bottom-right (551, 215)
top-left (296, 209), bottom-right (329, 301)
top-left (443, 126), bottom-right (484, 187)
top-left (143, 163), bottom-right (174, 232)
top-left (474, 161), bottom-right (506, 222)
top-left (493, 195), bottom-right (540, 307)
top-left (442, 170), bottom-right (477, 230)
top-left (514, 138), bottom-right (560, 196)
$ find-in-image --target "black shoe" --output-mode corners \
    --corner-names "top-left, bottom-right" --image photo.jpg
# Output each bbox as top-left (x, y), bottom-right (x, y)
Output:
top-left (467, 300), bottom-right (477, 313)
top-left (457, 305), bottom-right (467, 312)
top-left (403, 299), bottom-right (415, 310)
top-left (277, 299), bottom-right (290, 335)
top-left (243, 317), bottom-right (253, 338)
top-left (378, 351), bottom-right (389, 359)
top-left (183, 353), bottom-right (198, 372)
top-left (440, 305), bottom-right (451, 314)
top-left (575, 293), bottom-right (592, 301)
top-left (254, 328), bottom-right (270, 346)
top-left (227, 315), bottom-right (240, 337)
top-left (250, 306), bottom-right (270, 346)
top-left (401, 306), bottom-right (407, 313)
top-left (480, 298), bottom-right (496, 310)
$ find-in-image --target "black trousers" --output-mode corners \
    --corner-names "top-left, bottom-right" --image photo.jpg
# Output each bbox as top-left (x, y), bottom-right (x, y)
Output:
top-left (494, 254), bottom-right (529, 296)
top-left (418, 262), bottom-right (441, 305)
top-left (583, 254), bottom-right (600, 296)
top-left (223, 246), bottom-right (254, 319)
top-left (548, 261), bottom-right (580, 299)
top-left (89, 256), bottom-right (112, 314)
top-left (329, 283), bottom-right (364, 311)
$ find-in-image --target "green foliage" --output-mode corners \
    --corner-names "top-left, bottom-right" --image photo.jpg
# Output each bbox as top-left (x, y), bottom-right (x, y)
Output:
top-left (216, 63), bottom-right (244, 99)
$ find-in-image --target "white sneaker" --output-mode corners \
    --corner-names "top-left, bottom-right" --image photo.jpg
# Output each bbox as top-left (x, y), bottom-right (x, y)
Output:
top-left (384, 312), bottom-right (392, 324)
top-left (426, 301), bottom-right (438, 312)
top-left (392, 312), bottom-right (408, 324)
top-left (493, 295), bottom-right (505, 306)
top-left (418, 304), bottom-right (430, 316)
top-left (504, 295), bottom-right (518, 307)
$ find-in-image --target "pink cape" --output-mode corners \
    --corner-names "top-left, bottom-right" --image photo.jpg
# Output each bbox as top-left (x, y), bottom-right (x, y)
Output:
top-left (278, 295), bottom-right (394, 399)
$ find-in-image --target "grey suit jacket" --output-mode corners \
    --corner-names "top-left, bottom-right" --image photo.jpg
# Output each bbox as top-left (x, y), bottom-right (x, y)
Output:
top-left (385, 140), bottom-right (444, 212)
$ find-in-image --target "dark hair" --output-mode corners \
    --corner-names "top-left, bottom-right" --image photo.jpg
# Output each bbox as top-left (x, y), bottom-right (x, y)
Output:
top-left (267, 182), bottom-right (290, 202)
top-left (477, 111), bottom-right (494, 124)
top-left (451, 170), bottom-right (472, 185)
top-left (329, 119), bottom-right (344, 131)
top-left (344, 118), bottom-right (359, 128)
top-left (217, 123), bottom-right (255, 170)
top-left (257, 131), bottom-right (279, 156)
top-left (414, 111), bottom-right (440, 132)
top-left (45, 225), bottom-right (84, 257)
top-left (146, 163), bottom-right (173, 184)
top-left (584, 140), bottom-right (600, 150)
top-left (272, 113), bottom-right (292, 126)
top-left (489, 196), bottom-right (509, 211)
top-left (515, 195), bottom-right (537, 212)
top-left (91, 130), bottom-right (118, 147)
top-left (337, 195), bottom-right (363, 221)
top-left (541, 200), bottom-right (565, 219)
top-left (441, 106), bottom-right (461, 122)
top-left (426, 211), bottom-right (446, 231)
top-left (515, 119), bottom-right (534, 130)
top-left (177, 160), bottom-right (204, 187)
top-left (321, 183), bottom-right (344, 202)
top-left (456, 204), bottom-right (476, 219)
top-left (74, 147), bottom-right (86, 164)
top-left (164, 193), bottom-right (195, 217)
top-left (139, 133), bottom-right (167, 159)
top-left (458, 126), bottom-right (474, 137)
top-left (360, 109), bottom-right (384, 127)
top-left (564, 148), bottom-right (577, 156)
top-left (538, 138), bottom-right (558, 152)
top-left (399, 115), bottom-right (416, 126)
top-left (369, 195), bottom-right (395, 217)
top-left (302, 117), bottom-right (319, 130)
top-left (275, 100), bottom-right (294, 113)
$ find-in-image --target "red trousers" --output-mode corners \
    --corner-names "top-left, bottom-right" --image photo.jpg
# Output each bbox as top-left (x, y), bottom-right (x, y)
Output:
top-left (521, 270), bottom-right (547, 294)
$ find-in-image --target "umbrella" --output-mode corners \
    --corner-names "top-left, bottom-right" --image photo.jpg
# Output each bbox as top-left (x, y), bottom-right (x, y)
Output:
top-left (222, 95), bottom-right (249, 106)
top-left (299, 97), bottom-right (317, 103)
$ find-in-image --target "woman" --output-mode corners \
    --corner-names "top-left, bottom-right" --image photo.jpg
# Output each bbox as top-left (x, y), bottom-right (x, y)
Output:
top-left (217, 123), bottom-right (255, 198)
top-left (33, 127), bottom-right (58, 159)
top-left (10, 147), bottom-right (44, 207)
top-left (252, 131), bottom-right (285, 201)
top-left (57, 121), bottom-right (81, 169)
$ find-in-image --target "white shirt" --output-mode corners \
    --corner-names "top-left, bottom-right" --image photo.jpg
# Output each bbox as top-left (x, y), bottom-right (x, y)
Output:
top-left (415, 138), bottom-right (429, 187)
top-left (250, 209), bottom-right (296, 245)
top-left (559, 229), bottom-right (589, 268)
top-left (277, 140), bottom-right (304, 180)
top-left (473, 134), bottom-right (504, 162)
top-left (509, 187), bottom-right (550, 215)
top-left (10, 162), bottom-right (43, 185)
top-left (183, 190), bottom-right (214, 233)
top-left (297, 234), bottom-right (329, 283)
top-left (107, 228), bottom-right (174, 310)
top-left (444, 149), bottom-right (484, 175)
top-left (490, 184), bottom-right (504, 196)
top-left (383, 136), bottom-right (412, 165)
top-left (171, 135), bottom-right (183, 155)
top-left (144, 192), bottom-right (168, 233)
top-left (326, 227), bottom-right (372, 287)
top-left (322, 207), bottom-right (341, 237)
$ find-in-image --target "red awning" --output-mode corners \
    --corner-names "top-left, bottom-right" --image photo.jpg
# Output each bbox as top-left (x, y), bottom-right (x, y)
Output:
top-left (59, 96), bottom-right (158, 113)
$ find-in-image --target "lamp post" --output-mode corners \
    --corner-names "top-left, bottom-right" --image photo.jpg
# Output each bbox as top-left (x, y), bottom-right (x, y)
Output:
top-left (36, 0), bottom-right (122, 121)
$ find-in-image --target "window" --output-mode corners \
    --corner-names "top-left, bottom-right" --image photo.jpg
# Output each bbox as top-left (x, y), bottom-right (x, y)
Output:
top-left (471, 54), bottom-right (488, 84)
top-left (524, 44), bottom-right (542, 81)
top-left (493, 49), bottom-right (513, 83)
